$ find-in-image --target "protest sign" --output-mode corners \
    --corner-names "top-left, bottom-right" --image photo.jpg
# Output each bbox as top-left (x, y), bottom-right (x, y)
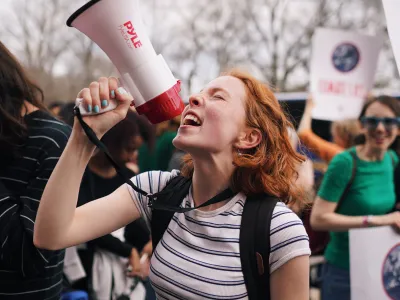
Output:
top-left (350, 226), bottom-right (400, 300)
top-left (382, 0), bottom-right (400, 75)
top-left (310, 28), bottom-right (383, 121)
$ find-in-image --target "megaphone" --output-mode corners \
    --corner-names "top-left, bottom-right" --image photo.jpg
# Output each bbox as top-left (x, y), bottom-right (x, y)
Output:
top-left (67, 0), bottom-right (184, 124)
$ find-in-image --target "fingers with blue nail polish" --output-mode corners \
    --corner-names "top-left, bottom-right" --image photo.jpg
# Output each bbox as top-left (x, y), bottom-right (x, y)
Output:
top-left (101, 100), bottom-right (108, 107)
top-left (94, 105), bottom-right (100, 113)
top-left (88, 104), bottom-right (92, 113)
top-left (110, 90), bottom-right (115, 98)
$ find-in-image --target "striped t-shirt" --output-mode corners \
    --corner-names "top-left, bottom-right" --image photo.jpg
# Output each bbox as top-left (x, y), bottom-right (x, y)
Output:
top-left (127, 170), bottom-right (311, 299)
top-left (0, 111), bottom-right (73, 299)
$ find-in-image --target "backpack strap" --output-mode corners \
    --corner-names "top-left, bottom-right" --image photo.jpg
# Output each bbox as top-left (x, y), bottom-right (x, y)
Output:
top-left (240, 194), bottom-right (278, 300)
top-left (388, 150), bottom-right (396, 168)
top-left (151, 175), bottom-right (191, 252)
top-left (335, 151), bottom-right (357, 212)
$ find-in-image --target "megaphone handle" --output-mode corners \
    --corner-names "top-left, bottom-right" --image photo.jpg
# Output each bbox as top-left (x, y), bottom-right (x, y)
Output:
top-left (75, 98), bottom-right (118, 116)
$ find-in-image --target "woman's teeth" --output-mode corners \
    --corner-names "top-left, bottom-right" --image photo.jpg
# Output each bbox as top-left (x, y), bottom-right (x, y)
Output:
top-left (183, 114), bottom-right (201, 126)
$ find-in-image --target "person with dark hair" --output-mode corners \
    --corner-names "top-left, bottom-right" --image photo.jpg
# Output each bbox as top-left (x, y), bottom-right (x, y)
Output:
top-left (56, 102), bottom-right (156, 297)
top-left (78, 110), bottom-right (156, 299)
top-left (48, 102), bottom-right (64, 116)
top-left (35, 71), bottom-right (311, 299)
top-left (58, 102), bottom-right (76, 127)
top-left (98, 110), bottom-right (155, 174)
top-left (0, 41), bottom-right (85, 299)
top-left (311, 95), bottom-right (400, 300)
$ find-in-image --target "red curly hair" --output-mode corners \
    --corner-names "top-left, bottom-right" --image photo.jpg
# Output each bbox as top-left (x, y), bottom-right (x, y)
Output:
top-left (181, 69), bottom-right (305, 205)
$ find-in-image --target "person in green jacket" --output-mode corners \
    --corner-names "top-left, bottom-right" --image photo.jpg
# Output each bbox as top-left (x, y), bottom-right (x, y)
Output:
top-left (310, 95), bottom-right (400, 300)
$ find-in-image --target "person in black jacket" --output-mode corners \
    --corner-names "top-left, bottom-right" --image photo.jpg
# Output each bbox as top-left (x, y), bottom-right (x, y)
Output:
top-left (0, 41), bottom-right (89, 299)
top-left (74, 110), bottom-right (156, 300)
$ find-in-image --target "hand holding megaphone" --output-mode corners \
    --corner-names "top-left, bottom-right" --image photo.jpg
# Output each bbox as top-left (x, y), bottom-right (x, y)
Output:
top-left (74, 77), bottom-right (133, 139)
top-left (75, 97), bottom-right (118, 116)
top-left (68, 0), bottom-right (185, 125)
top-left (75, 78), bottom-right (128, 116)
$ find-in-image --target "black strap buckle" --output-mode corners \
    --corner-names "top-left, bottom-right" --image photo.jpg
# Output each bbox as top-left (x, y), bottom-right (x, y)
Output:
top-left (147, 194), bottom-right (157, 208)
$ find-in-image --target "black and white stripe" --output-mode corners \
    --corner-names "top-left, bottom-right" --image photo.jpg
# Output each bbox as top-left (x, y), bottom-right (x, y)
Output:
top-left (0, 111), bottom-right (73, 299)
top-left (126, 171), bottom-right (311, 299)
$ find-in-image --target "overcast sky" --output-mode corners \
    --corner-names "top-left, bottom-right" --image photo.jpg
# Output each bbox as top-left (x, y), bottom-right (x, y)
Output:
top-left (1, 0), bottom-right (399, 96)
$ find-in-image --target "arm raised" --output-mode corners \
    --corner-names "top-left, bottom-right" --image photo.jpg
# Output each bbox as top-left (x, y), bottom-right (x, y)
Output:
top-left (34, 128), bottom-right (141, 250)
top-left (34, 77), bottom-right (136, 250)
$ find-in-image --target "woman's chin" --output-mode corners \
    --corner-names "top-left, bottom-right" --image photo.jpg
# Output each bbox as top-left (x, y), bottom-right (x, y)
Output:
top-left (173, 138), bottom-right (191, 150)
top-left (172, 134), bottom-right (189, 150)
top-left (173, 135), bottom-right (204, 153)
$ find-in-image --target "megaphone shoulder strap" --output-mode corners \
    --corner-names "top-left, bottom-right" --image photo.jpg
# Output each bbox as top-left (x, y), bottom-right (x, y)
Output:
top-left (73, 106), bottom-right (149, 196)
top-left (73, 107), bottom-right (235, 213)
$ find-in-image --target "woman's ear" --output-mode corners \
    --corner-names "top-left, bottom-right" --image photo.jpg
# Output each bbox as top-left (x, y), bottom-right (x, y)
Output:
top-left (235, 128), bottom-right (262, 150)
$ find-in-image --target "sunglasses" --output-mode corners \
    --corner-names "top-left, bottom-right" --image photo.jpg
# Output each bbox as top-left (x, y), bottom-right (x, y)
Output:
top-left (360, 116), bottom-right (400, 130)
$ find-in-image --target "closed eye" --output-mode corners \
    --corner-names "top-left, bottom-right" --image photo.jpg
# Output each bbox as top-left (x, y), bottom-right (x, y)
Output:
top-left (213, 94), bottom-right (225, 100)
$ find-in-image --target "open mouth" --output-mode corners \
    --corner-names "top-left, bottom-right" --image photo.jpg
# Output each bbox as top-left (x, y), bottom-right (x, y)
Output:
top-left (182, 113), bottom-right (202, 127)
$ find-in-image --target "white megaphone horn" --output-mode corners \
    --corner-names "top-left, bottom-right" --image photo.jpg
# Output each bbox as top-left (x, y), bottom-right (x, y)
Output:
top-left (67, 0), bottom-right (184, 124)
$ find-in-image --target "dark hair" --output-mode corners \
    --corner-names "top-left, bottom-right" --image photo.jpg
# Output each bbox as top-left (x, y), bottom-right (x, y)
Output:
top-left (359, 95), bottom-right (400, 119)
top-left (0, 41), bottom-right (48, 156)
top-left (355, 95), bottom-right (400, 145)
top-left (58, 102), bottom-right (76, 127)
top-left (101, 110), bottom-right (156, 153)
top-left (49, 102), bottom-right (63, 110)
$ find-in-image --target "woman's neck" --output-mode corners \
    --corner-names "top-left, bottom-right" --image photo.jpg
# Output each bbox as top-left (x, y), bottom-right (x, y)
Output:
top-left (88, 153), bottom-right (117, 178)
top-left (191, 153), bottom-right (235, 212)
top-left (356, 144), bottom-right (386, 161)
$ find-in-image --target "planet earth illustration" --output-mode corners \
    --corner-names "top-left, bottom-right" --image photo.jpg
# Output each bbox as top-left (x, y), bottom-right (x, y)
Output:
top-left (383, 243), bottom-right (400, 300)
top-left (331, 43), bottom-right (360, 73)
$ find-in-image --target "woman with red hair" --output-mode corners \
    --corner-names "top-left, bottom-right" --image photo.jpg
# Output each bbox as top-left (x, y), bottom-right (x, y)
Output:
top-left (35, 70), bottom-right (311, 299)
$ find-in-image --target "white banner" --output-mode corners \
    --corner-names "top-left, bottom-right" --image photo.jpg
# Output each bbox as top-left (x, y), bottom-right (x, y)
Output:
top-left (382, 0), bottom-right (400, 75)
top-left (350, 226), bottom-right (400, 300)
top-left (310, 28), bottom-right (383, 121)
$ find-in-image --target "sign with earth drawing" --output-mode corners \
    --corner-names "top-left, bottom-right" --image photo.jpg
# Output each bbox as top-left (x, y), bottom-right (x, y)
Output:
top-left (382, 0), bottom-right (400, 77)
top-left (350, 226), bottom-right (400, 300)
top-left (309, 28), bottom-right (383, 121)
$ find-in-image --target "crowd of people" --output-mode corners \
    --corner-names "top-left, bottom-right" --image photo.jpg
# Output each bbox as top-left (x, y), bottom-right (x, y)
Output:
top-left (0, 33), bottom-right (399, 300)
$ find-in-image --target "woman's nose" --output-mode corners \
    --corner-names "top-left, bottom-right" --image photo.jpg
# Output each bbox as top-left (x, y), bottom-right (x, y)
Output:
top-left (375, 121), bottom-right (386, 132)
top-left (188, 93), bottom-right (204, 107)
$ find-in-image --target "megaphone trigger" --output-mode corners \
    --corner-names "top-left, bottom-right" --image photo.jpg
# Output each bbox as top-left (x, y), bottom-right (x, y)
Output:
top-left (75, 97), bottom-right (118, 116)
